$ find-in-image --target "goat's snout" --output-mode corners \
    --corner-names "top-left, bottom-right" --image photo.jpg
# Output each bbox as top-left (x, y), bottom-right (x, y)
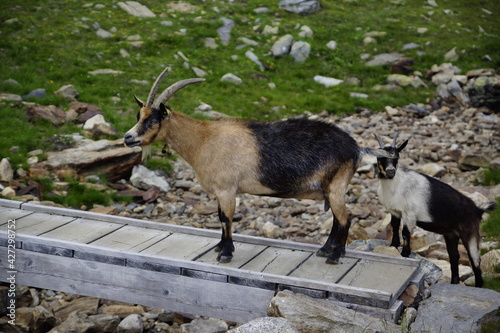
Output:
top-left (385, 166), bottom-right (396, 178)
top-left (124, 132), bottom-right (141, 147)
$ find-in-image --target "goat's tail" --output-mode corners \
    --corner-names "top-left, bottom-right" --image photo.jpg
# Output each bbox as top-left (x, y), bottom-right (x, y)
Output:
top-left (478, 200), bottom-right (497, 220)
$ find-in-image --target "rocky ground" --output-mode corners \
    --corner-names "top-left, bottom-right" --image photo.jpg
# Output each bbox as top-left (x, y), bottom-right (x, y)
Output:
top-left (1, 59), bottom-right (500, 332)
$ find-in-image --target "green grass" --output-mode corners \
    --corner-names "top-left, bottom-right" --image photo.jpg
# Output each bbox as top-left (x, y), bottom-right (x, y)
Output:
top-left (0, 0), bottom-right (498, 170)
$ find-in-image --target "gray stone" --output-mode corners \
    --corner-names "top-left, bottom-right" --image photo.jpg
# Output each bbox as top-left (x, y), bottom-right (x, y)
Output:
top-left (83, 114), bottom-right (117, 136)
top-left (444, 47), bottom-right (459, 62)
top-left (417, 163), bottom-right (446, 177)
top-left (278, 0), bottom-right (321, 15)
top-left (268, 290), bottom-right (401, 333)
top-left (220, 73), bottom-right (243, 85)
top-left (289, 41), bottom-right (310, 62)
top-left (465, 75), bottom-right (500, 109)
top-left (131, 165), bottom-right (170, 192)
top-left (96, 28), bottom-right (112, 38)
top-left (313, 75), bottom-right (343, 87)
top-left (204, 37), bottom-right (218, 49)
top-left (23, 88), bottom-right (46, 100)
top-left (0, 93), bottom-right (22, 102)
top-left (26, 104), bottom-right (66, 125)
top-left (365, 53), bottom-right (403, 66)
top-left (298, 25), bottom-right (313, 38)
top-left (459, 154), bottom-right (490, 171)
top-left (411, 283), bottom-right (500, 333)
top-left (217, 17), bottom-right (235, 46)
top-left (118, 1), bottom-right (156, 18)
top-left (245, 50), bottom-right (265, 71)
top-left (271, 34), bottom-right (294, 57)
top-left (117, 314), bottom-right (143, 333)
top-left (88, 69), bottom-right (124, 75)
top-left (180, 317), bottom-right (228, 333)
top-left (0, 158), bottom-right (14, 182)
top-left (55, 84), bottom-right (79, 100)
top-left (326, 40), bottom-right (337, 50)
top-left (229, 317), bottom-right (298, 333)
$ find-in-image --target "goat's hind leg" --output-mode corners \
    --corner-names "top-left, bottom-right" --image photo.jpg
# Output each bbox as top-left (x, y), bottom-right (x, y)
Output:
top-left (317, 215), bottom-right (338, 257)
top-left (215, 196), bottom-right (236, 263)
top-left (460, 229), bottom-right (483, 288)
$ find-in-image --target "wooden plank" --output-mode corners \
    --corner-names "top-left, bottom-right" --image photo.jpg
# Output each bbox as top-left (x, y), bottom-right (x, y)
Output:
top-left (338, 259), bottom-right (416, 296)
top-left (39, 218), bottom-right (122, 243)
top-left (0, 232), bottom-right (394, 305)
top-left (0, 207), bottom-right (34, 223)
top-left (0, 249), bottom-right (274, 323)
top-left (13, 202), bottom-right (420, 267)
top-left (13, 213), bottom-right (76, 235)
top-left (90, 225), bottom-right (171, 252)
top-left (0, 199), bottom-right (22, 208)
top-left (240, 247), bottom-right (311, 275)
top-left (141, 233), bottom-right (216, 260)
top-left (196, 242), bottom-right (268, 269)
top-left (289, 254), bottom-right (359, 284)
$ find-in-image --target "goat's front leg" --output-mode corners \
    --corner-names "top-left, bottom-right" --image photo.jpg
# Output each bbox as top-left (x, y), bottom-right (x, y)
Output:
top-left (214, 194), bottom-right (236, 263)
top-left (389, 215), bottom-right (401, 248)
top-left (400, 215), bottom-right (415, 257)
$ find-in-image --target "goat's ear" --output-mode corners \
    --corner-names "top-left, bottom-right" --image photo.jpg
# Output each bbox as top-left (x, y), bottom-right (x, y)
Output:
top-left (397, 139), bottom-right (409, 152)
top-left (160, 103), bottom-right (171, 119)
top-left (134, 95), bottom-right (145, 108)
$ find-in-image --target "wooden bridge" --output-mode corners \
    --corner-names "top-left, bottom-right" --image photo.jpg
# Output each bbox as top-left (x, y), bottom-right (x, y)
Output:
top-left (0, 198), bottom-right (423, 323)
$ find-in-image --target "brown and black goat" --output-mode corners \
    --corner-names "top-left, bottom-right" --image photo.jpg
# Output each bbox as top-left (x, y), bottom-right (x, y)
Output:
top-left (374, 133), bottom-right (496, 287)
top-left (124, 68), bottom-right (388, 264)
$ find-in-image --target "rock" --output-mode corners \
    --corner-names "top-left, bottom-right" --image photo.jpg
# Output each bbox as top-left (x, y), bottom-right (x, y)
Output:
top-left (0, 158), bottom-right (14, 181)
top-left (99, 304), bottom-right (145, 319)
top-left (278, 0), bottom-right (321, 15)
top-left (262, 221), bottom-right (284, 239)
top-left (289, 41), bottom-right (311, 62)
top-left (326, 40), bottom-right (337, 50)
top-left (1, 186), bottom-right (16, 198)
top-left (373, 245), bottom-right (401, 257)
top-left (97, 28), bottom-right (112, 38)
top-left (268, 290), bottom-right (400, 332)
top-left (228, 317), bottom-right (298, 333)
top-left (271, 34), bottom-right (294, 57)
top-left (444, 47), bottom-right (459, 62)
top-left (464, 75), bottom-right (500, 109)
top-left (117, 314), bottom-right (143, 333)
top-left (54, 296), bottom-right (100, 321)
top-left (88, 314), bottom-right (121, 333)
top-left (26, 104), bottom-right (66, 125)
top-left (220, 73), bottom-right (243, 85)
top-left (130, 165), bottom-right (170, 192)
top-left (0, 93), bottom-right (22, 102)
top-left (262, 25), bottom-right (279, 35)
top-left (88, 69), bottom-right (124, 75)
top-left (192, 66), bottom-right (207, 77)
top-left (23, 88), bottom-right (46, 100)
top-left (481, 249), bottom-right (500, 275)
top-left (458, 154), bottom-right (490, 171)
top-left (217, 17), bottom-right (235, 45)
top-left (30, 139), bottom-right (142, 181)
top-left (204, 37), bottom-right (218, 49)
top-left (11, 306), bottom-right (56, 333)
top-left (49, 311), bottom-right (94, 333)
top-left (365, 53), bottom-right (402, 66)
top-left (411, 283), bottom-right (500, 333)
top-left (313, 75), bottom-right (343, 87)
top-left (118, 1), bottom-right (156, 17)
top-left (298, 25), bottom-right (313, 38)
top-left (245, 50), bottom-right (265, 71)
top-left (142, 186), bottom-right (161, 203)
top-left (90, 206), bottom-right (118, 215)
top-left (418, 163), bottom-right (446, 177)
top-left (180, 317), bottom-right (228, 333)
top-left (83, 114), bottom-right (117, 136)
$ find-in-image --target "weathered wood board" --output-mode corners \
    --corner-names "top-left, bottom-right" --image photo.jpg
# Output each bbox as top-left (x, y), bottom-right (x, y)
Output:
top-left (0, 199), bottom-right (422, 323)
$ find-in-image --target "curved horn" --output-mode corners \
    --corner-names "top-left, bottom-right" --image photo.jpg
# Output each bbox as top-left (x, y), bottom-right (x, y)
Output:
top-left (391, 132), bottom-right (400, 148)
top-left (373, 133), bottom-right (385, 149)
top-left (146, 67), bottom-right (170, 107)
top-left (153, 78), bottom-right (206, 109)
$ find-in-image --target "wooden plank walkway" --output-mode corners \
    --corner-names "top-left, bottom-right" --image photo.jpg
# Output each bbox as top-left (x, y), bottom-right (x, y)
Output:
top-left (0, 199), bottom-right (422, 323)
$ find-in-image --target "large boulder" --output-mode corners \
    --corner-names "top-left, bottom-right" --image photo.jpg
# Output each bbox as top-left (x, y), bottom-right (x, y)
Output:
top-left (267, 290), bottom-right (401, 333)
top-left (29, 139), bottom-right (142, 181)
top-left (411, 283), bottom-right (500, 333)
top-left (26, 105), bottom-right (66, 125)
top-left (464, 75), bottom-right (500, 109)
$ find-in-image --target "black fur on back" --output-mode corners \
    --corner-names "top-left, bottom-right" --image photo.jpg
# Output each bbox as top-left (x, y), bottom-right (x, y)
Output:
top-left (245, 118), bottom-right (360, 195)
top-left (418, 173), bottom-right (484, 234)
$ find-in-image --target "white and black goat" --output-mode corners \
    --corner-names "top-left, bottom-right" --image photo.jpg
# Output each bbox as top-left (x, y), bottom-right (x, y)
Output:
top-left (374, 133), bottom-right (496, 287)
top-left (124, 68), bottom-right (389, 264)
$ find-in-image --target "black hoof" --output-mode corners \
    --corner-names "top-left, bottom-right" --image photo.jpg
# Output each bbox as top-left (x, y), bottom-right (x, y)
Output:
top-left (401, 248), bottom-right (411, 257)
top-left (214, 246), bottom-right (222, 253)
top-left (326, 255), bottom-right (340, 265)
top-left (217, 254), bottom-right (233, 263)
top-left (316, 248), bottom-right (332, 257)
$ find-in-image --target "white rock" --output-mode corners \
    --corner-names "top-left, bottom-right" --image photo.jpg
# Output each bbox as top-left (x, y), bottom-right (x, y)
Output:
top-left (220, 73), bottom-right (243, 85)
top-left (262, 25), bottom-right (279, 35)
top-left (130, 165), bottom-right (170, 192)
top-left (118, 1), bottom-right (156, 18)
top-left (326, 40), bottom-right (337, 50)
top-left (117, 314), bottom-right (143, 333)
top-left (313, 75), bottom-right (343, 87)
top-left (245, 50), bottom-right (265, 71)
top-left (418, 163), bottom-right (446, 177)
top-left (1, 187), bottom-right (15, 198)
top-left (290, 41), bottom-right (310, 62)
top-left (96, 28), bottom-right (112, 38)
top-left (298, 25), bottom-right (313, 38)
top-left (0, 158), bottom-right (13, 182)
top-left (271, 34), bottom-right (294, 57)
top-left (385, 106), bottom-right (399, 116)
top-left (192, 67), bottom-right (207, 77)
